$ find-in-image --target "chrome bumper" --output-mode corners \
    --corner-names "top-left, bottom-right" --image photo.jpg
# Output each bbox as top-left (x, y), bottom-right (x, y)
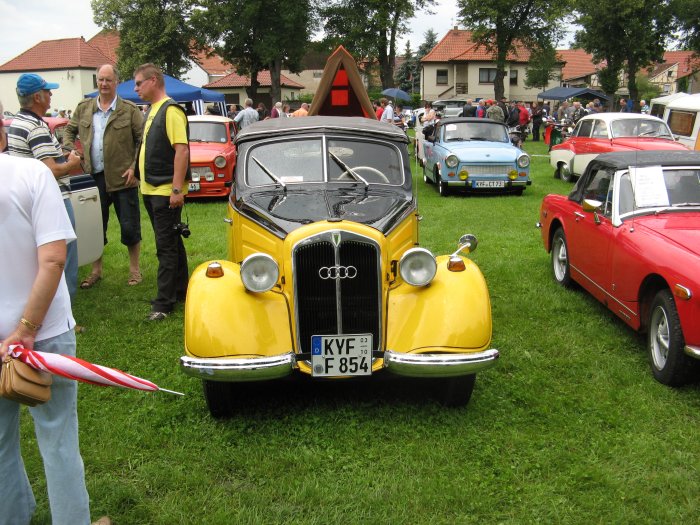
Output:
top-left (181, 348), bottom-right (500, 382)
top-left (180, 353), bottom-right (295, 382)
top-left (383, 349), bottom-right (499, 378)
top-left (685, 345), bottom-right (700, 360)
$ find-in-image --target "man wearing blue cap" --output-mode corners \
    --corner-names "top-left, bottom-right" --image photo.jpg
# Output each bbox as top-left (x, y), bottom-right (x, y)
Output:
top-left (8, 73), bottom-right (83, 309)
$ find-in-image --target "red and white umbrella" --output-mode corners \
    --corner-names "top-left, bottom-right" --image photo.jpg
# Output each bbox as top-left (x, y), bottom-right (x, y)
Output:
top-left (8, 345), bottom-right (183, 396)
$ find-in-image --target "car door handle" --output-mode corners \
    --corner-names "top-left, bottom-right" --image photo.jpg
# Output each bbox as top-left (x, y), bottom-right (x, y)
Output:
top-left (78, 195), bottom-right (98, 202)
top-left (223, 218), bottom-right (233, 224)
top-left (574, 211), bottom-right (586, 221)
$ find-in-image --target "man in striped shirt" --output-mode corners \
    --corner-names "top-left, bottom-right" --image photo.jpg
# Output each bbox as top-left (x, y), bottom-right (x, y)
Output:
top-left (8, 73), bottom-right (82, 305)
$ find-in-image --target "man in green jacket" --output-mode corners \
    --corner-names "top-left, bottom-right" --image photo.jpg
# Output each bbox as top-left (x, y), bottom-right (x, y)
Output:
top-left (64, 64), bottom-right (144, 288)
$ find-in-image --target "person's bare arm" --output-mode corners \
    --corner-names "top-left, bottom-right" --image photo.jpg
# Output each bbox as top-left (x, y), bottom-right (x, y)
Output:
top-left (42, 151), bottom-right (82, 178)
top-left (169, 143), bottom-right (189, 208)
top-left (0, 240), bottom-right (66, 358)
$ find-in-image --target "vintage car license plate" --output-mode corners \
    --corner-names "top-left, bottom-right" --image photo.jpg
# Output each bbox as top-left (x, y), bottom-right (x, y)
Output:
top-left (311, 334), bottom-right (372, 377)
top-left (473, 180), bottom-right (505, 188)
top-left (188, 182), bottom-right (200, 191)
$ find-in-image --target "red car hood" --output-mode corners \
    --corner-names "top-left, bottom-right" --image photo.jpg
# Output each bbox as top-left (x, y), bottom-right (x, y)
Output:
top-left (636, 212), bottom-right (700, 256)
top-left (610, 137), bottom-right (687, 151)
top-left (189, 142), bottom-right (229, 164)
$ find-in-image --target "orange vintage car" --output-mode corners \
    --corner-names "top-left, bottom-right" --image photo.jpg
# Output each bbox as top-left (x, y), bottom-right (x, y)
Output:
top-left (186, 115), bottom-right (237, 198)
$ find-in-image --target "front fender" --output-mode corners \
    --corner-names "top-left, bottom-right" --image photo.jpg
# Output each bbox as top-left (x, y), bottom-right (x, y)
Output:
top-left (184, 261), bottom-right (292, 359)
top-left (386, 255), bottom-right (492, 353)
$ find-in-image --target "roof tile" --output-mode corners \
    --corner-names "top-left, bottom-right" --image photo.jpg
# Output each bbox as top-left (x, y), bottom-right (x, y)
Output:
top-left (0, 37), bottom-right (114, 71)
top-left (421, 29), bottom-right (532, 63)
top-left (205, 70), bottom-right (304, 89)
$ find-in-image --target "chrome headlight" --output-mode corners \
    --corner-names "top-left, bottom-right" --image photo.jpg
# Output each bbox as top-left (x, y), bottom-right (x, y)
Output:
top-left (399, 248), bottom-right (437, 287)
top-left (445, 155), bottom-right (459, 169)
top-left (517, 154), bottom-right (530, 168)
top-left (214, 155), bottom-right (226, 169)
top-left (240, 253), bottom-right (279, 293)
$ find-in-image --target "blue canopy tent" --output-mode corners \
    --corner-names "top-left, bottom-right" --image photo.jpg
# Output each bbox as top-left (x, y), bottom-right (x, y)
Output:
top-left (86, 74), bottom-right (227, 115)
top-left (537, 87), bottom-right (610, 101)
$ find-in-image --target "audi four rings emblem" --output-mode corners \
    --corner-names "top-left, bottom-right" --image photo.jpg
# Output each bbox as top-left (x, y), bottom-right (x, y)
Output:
top-left (319, 265), bottom-right (358, 279)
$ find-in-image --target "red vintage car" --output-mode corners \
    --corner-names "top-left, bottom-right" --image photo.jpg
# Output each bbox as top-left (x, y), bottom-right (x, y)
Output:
top-left (538, 151), bottom-right (700, 385)
top-left (550, 113), bottom-right (688, 182)
top-left (187, 115), bottom-right (237, 198)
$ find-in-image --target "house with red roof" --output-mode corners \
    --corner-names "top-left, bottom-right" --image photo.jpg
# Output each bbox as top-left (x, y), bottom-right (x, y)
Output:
top-left (420, 28), bottom-right (562, 101)
top-left (204, 70), bottom-right (305, 109)
top-left (0, 36), bottom-right (115, 113)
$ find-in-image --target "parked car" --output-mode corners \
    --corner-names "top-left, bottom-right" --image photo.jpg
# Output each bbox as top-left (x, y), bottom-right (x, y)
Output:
top-left (186, 115), bottom-right (237, 198)
top-left (550, 113), bottom-right (687, 182)
top-left (538, 150), bottom-right (700, 386)
top-left (180, 116), bottom-right (499, 417)
top-left (3, 116), bottom-right (102, 266)
top-left (432, 98), bottom-right (469, 118)
top-left (422, 117), bottom-right (531, 196)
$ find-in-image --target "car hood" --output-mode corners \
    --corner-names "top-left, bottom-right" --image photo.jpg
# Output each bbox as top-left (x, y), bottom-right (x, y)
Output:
top-left (446, 141), bottom-right (521, 161)
top-left (189, 142), bottom-right (231, 164)
top-left (238, 187), bottom-right (415, 237)
top-left (636, 212), bottom-right (700, 256)
top-left (610, 137), bottom-right (687, 151)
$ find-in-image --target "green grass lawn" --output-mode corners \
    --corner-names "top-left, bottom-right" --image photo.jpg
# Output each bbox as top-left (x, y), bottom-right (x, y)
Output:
top-left (23, 136), bottom-right (700, 524)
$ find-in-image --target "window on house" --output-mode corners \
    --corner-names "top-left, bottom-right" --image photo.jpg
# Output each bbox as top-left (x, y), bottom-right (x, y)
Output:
top-left (92, 74), bottom-right (97, 89)
top-left (510, 70), bottom-right (518, 86)
top-left (479, 68), bottom-right (497, 84)
top-left (436, 69), bottom-right (448, 85)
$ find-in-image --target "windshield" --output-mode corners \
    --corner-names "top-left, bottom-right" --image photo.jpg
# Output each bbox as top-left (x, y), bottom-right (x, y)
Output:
top-left (245, 137), bottom-right (404, 187)
top-left (189, 122), bottom-right (229, 143)
top-left (441, 121), bottom-right (509, 143)
top-left (619, 168), bottom-right (700, 215)
top-left (610, 118), bottom-right (673, 139)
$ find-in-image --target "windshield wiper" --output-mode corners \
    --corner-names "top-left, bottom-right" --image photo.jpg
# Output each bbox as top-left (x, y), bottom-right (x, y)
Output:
top-left (469, 137), bottom-right (489, 141)
top-left (251, 155), bottom-right (286, 193)
top-left (329, 152), bottom-right (369, 191)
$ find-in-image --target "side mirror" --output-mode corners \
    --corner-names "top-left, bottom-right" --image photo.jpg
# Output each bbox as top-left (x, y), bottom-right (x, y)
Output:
top-left (452, 234), bottom-right (478, 256)
top-left (582, 199), bottom-right (603, 212)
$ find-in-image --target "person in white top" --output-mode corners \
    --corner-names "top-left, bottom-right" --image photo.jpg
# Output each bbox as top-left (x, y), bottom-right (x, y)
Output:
top-left (0, 101), bottom-right (107, 525)
top-left (380, 98), bottom-right (394, 124)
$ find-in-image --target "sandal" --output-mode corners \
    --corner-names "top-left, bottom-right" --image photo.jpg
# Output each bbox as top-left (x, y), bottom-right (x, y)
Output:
top-left (127, 271), bottom-right (143, 286)
top-left (80, 274), bottom-right (101, 289)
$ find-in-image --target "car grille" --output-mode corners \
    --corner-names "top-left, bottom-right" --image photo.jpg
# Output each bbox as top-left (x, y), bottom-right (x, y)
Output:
top-left (293, 232), bottom-right (381, 354)
top-left (460, 164), bottom-right (513, 176)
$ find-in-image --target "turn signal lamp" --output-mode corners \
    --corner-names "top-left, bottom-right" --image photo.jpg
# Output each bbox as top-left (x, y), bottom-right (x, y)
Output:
top-left (508, 169), bottom-right (518, 180)
top-left (519, 172), bottom-right (527, 177)
top-left (206, 262), bottom-right (224, 278)
top-left (447, 256), bottom-right (466, 272)
top-left (673, 284), bottom-right (692, 300)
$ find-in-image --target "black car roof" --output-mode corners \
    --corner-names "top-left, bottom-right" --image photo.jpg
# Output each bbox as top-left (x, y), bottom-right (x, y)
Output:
top-left (589, 151), bottom-right (700, 170)
top-left (234, 116), bottom-right (409, 145)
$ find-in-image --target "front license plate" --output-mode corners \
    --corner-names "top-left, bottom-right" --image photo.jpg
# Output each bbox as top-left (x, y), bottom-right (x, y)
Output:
top-left (311, 334), bottom-right (372, 377)
top-left (188, 182), bottom-right (200, 191)
top-left (473, 180), bottom-right (505, 188)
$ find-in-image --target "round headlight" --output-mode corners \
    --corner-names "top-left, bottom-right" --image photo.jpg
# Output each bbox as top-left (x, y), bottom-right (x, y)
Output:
top-left (214, 155), bottom-right (226, 169)
top-left (240, 253), bottom-right (279, 292)
top-left (517, 154), bottom-right (530, 168)
top-left (445, 155), bottom-right (459, 169)
top-left (399, 248), bottom-right (437, 287)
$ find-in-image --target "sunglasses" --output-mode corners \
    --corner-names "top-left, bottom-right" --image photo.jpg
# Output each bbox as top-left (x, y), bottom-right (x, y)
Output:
top-left (135, 77), bottom-right (154, 88)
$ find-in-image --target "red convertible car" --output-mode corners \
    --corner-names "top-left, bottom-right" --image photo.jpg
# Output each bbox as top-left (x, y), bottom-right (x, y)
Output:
top-left (187, 115), bottom-right (237, 198)
top-left (539, 151), bottom-right (700, 385)
top-left (550, 113), bottom-right (688, 182)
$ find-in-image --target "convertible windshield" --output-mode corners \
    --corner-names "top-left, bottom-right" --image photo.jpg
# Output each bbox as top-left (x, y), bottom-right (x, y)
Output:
top-left (441, 122), bottom-right (509, 143)
top-left (246, 137), bottom-right (403, 186)
top-left (610, 118), bottom-right (673, 139)
top-left (189, 122), bottom-right (229, 143)
top-left (619, 168), bottom-right (700, 215)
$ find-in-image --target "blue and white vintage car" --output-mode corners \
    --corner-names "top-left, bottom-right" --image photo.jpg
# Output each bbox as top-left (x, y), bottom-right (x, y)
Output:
top-left (422, 117), bottom-right (531, 196)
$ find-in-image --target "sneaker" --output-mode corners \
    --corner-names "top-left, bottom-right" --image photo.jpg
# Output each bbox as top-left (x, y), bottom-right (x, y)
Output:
top-left (92, 517), bottom-right (112, 525)
top-left (147, 311), bottom-right (168, 321)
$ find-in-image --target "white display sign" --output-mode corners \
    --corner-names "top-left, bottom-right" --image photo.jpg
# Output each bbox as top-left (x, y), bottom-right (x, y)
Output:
top-left (630, 166), bottom-right (669, 208)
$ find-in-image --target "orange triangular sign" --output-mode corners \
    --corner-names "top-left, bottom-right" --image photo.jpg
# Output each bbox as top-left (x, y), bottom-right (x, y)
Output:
top-left (308, 46), bottom-right (377, 118)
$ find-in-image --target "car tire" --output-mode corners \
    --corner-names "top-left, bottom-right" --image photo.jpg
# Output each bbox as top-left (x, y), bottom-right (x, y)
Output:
top-left (437, 374), bottom-right (476, 407)
top-left (559, 163), bottom-right (575, 183)
top-left (203, 380), bottom-right (234, 419)
top-left (647, 289), bottom-right (698, 386)
top-left (551, 228), bottom-right (572, 287)
top-left (437, 168), bottom-right (449, 197)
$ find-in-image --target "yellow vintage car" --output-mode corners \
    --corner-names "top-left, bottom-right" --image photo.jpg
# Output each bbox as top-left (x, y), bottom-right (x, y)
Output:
top-left (180, 116), bottom-right (499, 417)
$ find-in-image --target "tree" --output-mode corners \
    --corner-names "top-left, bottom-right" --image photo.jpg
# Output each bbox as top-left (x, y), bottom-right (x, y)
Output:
top-left (574, 0), bottom-right (674, 109)
top-left (524, 45), bottom-right (562, 92)
top-left (672, 0), bottom-right (700, 53)
top-left (394, 41), bottom-right (417, 92)
top-left (321, 0), bottom-right (435, 89)
top-left (92, 0), bottom-right (196, 79)
top-left (456, 0), bottom-right (568, 100)
top-left (192, 0), bottom-right (315, 102)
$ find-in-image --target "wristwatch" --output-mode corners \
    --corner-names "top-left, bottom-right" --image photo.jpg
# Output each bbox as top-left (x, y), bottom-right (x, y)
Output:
top-left (172, 188), bottom-right (181, 195)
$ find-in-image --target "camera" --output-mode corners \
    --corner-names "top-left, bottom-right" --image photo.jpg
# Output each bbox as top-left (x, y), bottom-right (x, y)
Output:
top-left (173, 222), bottom-right (191, 238)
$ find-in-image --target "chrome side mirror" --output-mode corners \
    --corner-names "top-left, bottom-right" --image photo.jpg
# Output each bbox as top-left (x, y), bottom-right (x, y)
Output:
top-left (452, 234), bottom-right (478, 257)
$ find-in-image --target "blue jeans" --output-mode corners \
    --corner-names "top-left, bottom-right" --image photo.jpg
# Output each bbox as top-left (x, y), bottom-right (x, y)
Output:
top-left (64, 198), bottom-right (78, 303)
top-left (0, 330), bottom-right (90, 525)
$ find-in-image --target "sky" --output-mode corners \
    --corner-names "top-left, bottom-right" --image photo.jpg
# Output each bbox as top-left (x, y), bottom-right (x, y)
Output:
top-left (0, 0), bottom-right (460, 66)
